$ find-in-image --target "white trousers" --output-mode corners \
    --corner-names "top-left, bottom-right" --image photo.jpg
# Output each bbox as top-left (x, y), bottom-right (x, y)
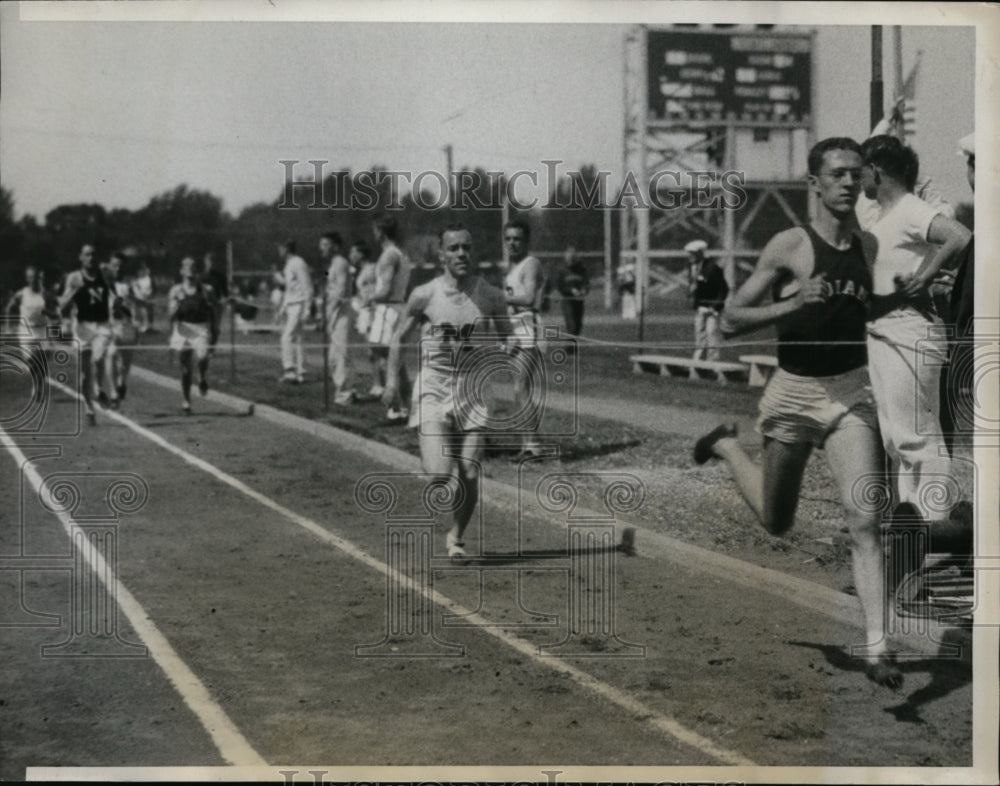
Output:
top-left (693, 307), bottom-right (722, 362)
top-left (621, 292), bottom-right (636, 321)
top-left (867, 310), bottom-right (954, 522)
top-left (327, 308), bottom-right (353, 391)
top-left (281, 302), bottom-right (306, 374)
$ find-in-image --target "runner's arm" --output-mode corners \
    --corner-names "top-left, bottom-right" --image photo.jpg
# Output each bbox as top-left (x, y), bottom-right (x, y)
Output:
top-left (382, 298), bottom-right (425, 408)
top-left (4, 291), bottom-right (21, 318)
top-left (57, 274), bottom-right (82, 313)
top-left (207, 286), bottom-right (220, 342)
top-left (720, 230), bottom-right (825, 337)
top-left (327, 257), bottom-right (350, 306)
top-left (167, 287), bottom-right (181, 323)
top-left (371, 252), bottom-right (399, 303)
top-left (43, 292), bottom-right (60, 320)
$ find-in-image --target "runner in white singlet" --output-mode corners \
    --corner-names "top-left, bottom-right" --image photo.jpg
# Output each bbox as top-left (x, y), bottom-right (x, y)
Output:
top-left (383, 224), bottom-right (510, 561)
top-left (501, 220), bottom-right (546, 459)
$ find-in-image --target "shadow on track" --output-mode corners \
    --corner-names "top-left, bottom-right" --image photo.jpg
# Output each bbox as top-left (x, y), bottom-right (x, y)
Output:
top-left (787, 638), bottom-right (971, 723)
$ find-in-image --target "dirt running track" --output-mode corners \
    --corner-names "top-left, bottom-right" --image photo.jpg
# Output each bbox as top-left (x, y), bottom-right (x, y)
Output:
top-left (0, 366), bottom-right (977, 778)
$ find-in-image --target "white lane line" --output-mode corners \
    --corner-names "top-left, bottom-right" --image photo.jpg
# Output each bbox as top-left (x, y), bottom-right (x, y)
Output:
top-left (130, 364), bottom-right (949, 657)
top-left (54, 377), bottom-right (757, 767)
top-left (0, 429), bottom-right (268, 768)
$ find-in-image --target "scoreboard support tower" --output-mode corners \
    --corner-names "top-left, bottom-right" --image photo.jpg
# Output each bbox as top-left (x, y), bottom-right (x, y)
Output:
top-left (620, 25), bottom-right (816, 329)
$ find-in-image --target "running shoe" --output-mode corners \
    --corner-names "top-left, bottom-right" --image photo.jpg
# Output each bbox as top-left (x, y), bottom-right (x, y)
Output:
top-left (862, 651), bottom-right (903, 691)
top-left (97, 390), bottom-right (110, 408)
top-left (509, 446), bottom-right (545, 463)
top-left (446, 530), bottom-right (467, 562)
top-left (693, 423), bottom-right (738, 464)
top-left (386, 407), bottom-right (409, 423)
top-left (280, 370), bottom-right (299, 384)
top-left (368, 384), bottom-right (385, 397)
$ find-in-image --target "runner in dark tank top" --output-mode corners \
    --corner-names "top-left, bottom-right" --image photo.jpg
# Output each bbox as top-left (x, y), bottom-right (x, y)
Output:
top-left (691, 138), bottom-right (902, 690)
top-left (774, 223), bottom-right (871, 377)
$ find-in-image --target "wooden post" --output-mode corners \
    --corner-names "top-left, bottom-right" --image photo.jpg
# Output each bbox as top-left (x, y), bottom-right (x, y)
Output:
top-left (603, 203), bottom-right (613, 311)
top-left (723, 122), bottom-right (737, 291)
top-left (321, 268), bottom-right (330, 413)
top-left (637, 207), bottom-right (648, 343)
top-left (501, 176), bottom-right (510, 267)
top-left (226, 240), bottom-right (236, 384)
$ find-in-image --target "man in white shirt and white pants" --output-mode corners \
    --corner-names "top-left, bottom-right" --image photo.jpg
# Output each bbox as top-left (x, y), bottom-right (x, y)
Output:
top-left (858, 135), bottom-right (971, 523)
top-left (277, 239), bottom-right (313, 383)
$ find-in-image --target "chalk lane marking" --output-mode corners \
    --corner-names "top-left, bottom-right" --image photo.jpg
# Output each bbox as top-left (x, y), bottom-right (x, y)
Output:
top-left (0, 429), bottom-right (268, 768)
top-left (53, 376), bottom-right (757, 767)
top-left (131, 363), bottom-right (939, 653)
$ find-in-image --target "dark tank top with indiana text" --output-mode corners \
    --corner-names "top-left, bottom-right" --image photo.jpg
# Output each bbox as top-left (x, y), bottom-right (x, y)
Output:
top-left (775, 225), bottom-right (871, 377)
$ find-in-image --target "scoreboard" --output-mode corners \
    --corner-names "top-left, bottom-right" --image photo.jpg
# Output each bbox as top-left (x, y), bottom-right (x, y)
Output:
top-left (647, 29), bottom-right (812, 125)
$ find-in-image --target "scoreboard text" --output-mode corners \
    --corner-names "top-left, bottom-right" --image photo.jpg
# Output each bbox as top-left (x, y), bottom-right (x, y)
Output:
top-left (648, 30), bottom-right (812, 125)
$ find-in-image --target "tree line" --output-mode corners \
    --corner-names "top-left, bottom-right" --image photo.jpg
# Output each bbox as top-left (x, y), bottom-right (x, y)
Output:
top-left (0, 165), bottom-right (614, 296)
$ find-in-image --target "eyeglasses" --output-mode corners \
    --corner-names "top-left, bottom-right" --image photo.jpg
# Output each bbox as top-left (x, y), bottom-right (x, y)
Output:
top-left (820, 168), bottom-right (862, 181)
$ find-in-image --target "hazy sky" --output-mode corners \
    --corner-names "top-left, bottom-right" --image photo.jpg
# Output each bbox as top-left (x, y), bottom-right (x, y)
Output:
top-left (0, 3), bottom-right (978, 220)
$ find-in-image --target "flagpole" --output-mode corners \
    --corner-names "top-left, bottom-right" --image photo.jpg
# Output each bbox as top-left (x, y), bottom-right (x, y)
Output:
top-left (893, 26), bottom-right (904, 101)
top-left (871, 26), bottom-right (884, 131)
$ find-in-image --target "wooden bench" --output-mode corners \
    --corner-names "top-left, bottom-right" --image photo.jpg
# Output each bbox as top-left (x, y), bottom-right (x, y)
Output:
top-left (739, 354), bottom-right (779, 387)
top-left (630, 354), bottom-right (749, 384)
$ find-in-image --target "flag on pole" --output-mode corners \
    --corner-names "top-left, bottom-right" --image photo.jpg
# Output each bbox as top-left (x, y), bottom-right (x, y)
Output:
top-left (894, 50), bottom-right (921, 138)
top-left (899, 49), bottom-right (922, 101)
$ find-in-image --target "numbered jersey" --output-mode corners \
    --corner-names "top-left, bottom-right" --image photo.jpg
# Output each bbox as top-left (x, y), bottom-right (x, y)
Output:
top-left (66, 270), bottom-right (111, 323)
top-left (409, 275), bottom-right (508, 375)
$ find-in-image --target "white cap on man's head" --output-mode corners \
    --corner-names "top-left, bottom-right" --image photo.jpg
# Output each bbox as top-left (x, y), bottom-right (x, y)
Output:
top-left (958, 133), bottom-right (975, 157)
top-left (684, 239), bottom-right (708, 254)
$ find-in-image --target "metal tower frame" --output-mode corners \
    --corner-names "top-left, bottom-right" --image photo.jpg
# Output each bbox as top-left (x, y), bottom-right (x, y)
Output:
top-left (621, 25), bottom-right (816, 326)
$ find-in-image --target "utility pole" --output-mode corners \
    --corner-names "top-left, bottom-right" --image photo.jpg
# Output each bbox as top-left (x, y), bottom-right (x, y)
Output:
top-left (443, 144), bottom-right (453, 203)
top-left (227, 240), bottom-right (236, 384)
top-left (871, 26), bottom-right (884, 130)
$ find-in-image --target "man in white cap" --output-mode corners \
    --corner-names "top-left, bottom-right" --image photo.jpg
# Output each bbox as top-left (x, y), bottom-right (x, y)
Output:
top-left (686, 239), bottom-right (728, 373)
